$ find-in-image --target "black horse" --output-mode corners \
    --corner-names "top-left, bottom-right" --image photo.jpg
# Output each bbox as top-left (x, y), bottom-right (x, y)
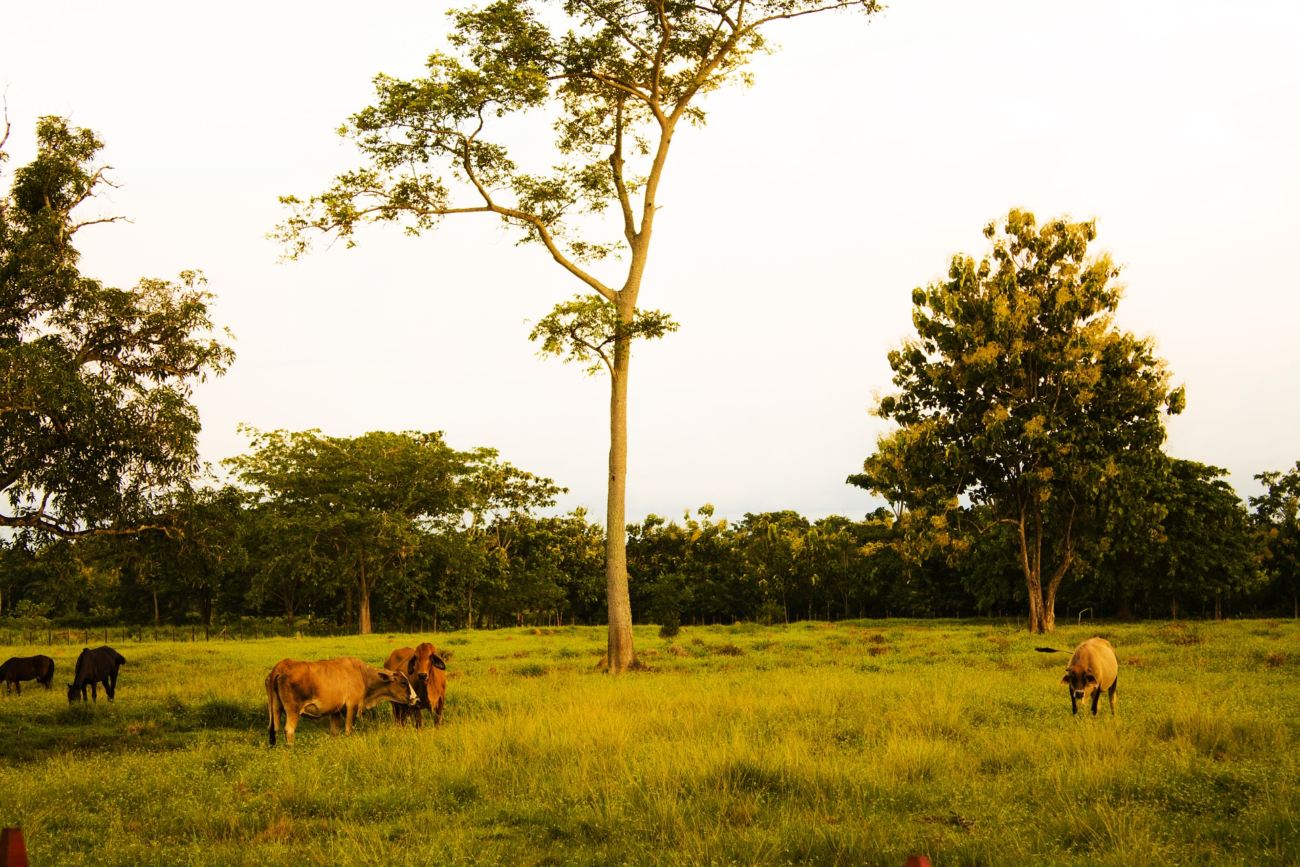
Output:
top-left (67, 646), bottom-right (127, 703)
top-left (1, 654), bottom-right (55, 694)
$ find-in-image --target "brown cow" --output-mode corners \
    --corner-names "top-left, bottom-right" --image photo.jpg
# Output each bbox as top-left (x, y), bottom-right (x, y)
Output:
top-left (1, 655), bottom-right (55, 695)
top-left (266, 657), bottom-right (419, 746)
top-left (383, 643), bottom-right (449, 728)
top-left (1037, 637), bottom-right (1119, 716)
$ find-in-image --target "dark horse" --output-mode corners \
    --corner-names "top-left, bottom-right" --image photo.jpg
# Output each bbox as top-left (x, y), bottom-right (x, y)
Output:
top-left (67, 646), bottom-right (127, 703)
top-left (1, 655), bottom-right (55, 694)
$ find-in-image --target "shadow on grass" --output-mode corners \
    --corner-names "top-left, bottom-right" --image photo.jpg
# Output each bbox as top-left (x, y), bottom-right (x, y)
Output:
top-left (0, 697), bottom-right (267, 765)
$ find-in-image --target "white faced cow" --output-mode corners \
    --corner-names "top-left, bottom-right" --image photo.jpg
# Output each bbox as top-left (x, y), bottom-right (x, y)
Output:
top-left (266, 656), bottom-right (418, 746)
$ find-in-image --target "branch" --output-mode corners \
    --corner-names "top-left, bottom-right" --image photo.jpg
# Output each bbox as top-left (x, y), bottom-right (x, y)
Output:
top-left (610, 98), bottom-right (637, 242)
top-left (456, 132), bottom-right (618, 302)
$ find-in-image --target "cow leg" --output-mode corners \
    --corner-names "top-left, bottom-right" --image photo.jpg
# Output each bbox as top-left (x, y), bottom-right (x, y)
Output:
top-left (1090, 688), bottom-right (1101, 716)
top-left (329, 713), bottom-right (342, 736)
top-left (1070, 693), bottom-right (1078, 715)
top-left (107, 671), bottom-right (118, 700)
top-left (434, 697), bottom-right (444, 727)
top-left (90, 682), bottom-right (98, 702)
top-left (284, 708), bottom-right (300, 746)
top-left (344, 703), bottom-right (357, 735)
top-left (13, 681), bottom-right (19, 696)
top-left (412, 705), bottom-right (423, 729)
top-left (1108, 677), bottom-right (1118, 715)
top-left (391, 702), bottom-right (405, 726)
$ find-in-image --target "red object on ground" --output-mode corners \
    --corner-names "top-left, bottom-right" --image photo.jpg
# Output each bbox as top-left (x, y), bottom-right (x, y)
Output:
top-left (904, 856), bottom-right (932, 867)
top-left (0, 828), bottom-right (28, 867)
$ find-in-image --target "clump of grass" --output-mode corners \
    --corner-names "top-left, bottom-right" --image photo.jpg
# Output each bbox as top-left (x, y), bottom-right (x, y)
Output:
top-left (1157, 622), bottom-right (1204, 646)
top-left (195, 698), bottom-right (254, 729)
top-left (515, 663), bottom-right (548, 678)
top-left (1155, 706), bottom-right (1284, 760)
top-left (713, 643), bottom-right (744, 657)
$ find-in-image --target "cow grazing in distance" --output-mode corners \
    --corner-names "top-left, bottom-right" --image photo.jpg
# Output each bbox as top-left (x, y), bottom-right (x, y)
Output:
top-left (66, 646), bottom-right (127, 703)
top-left (1, 655), bottom-right (55, 695)
top-left (1037, 637), bottom-right (1119, 715)
top-left (266, 657), bottom-right (419, 746)
top-left (383, 643), bottom-right (450, 728)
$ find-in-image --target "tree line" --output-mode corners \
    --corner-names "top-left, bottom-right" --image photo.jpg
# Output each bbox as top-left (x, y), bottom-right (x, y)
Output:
top-left (5, 116), bottom-right (1298, 642)
top-left (2, 455), bottom-right (1297, 633)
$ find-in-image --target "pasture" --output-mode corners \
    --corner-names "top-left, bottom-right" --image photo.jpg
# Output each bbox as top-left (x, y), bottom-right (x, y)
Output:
top-left (1, 620), bottom-right (1297, 865)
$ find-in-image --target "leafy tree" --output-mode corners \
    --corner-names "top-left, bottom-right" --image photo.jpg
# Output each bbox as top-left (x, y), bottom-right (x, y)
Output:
top-left (1154, 460), bottom-right (1258, 619)
top-left (277, 0), bottom-right (883, 671)
top-left (736, 511), bottom-right (809, 624)
top-left (227, 429), bottom-right (464, 633)
top-left (0, 117), bottom-right (234, 538)
top-left (854, 210), bottom-right (1184, 633)
top-left (1251, 462), bottom-right (1300, 618)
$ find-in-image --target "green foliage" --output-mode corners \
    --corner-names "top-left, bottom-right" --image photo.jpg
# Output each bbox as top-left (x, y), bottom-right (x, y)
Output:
top-left (855, 209), bottom-right (1184, 631)
top-left (223, 428), bottom-right (563, 633)
top-left (1251, 462), bottom-right (1300, 616)
top-left (0, 117), bottom-right (234, 538)
top-left (530, 293), bottom-right (677, 375)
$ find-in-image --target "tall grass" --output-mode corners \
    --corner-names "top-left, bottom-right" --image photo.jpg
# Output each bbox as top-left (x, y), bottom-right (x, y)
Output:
top-left (1, 620), bottom-right (1296, 864)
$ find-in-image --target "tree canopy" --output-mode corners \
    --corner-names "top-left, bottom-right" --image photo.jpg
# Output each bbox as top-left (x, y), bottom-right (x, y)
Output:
top-left (225, 428), bottom-right (562, 633)
top-left (853, 209), bottom-right (1185, 633)
top-left (0, 116), bottom-right (234, 539)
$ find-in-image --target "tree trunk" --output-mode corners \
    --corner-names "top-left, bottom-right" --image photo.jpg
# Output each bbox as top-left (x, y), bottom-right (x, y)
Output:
top-left (1170, 596), bottom-right (1179, 620)
top-left (358, 558), bottom-right (372, 635)
top-left (1042, 582), bottom-right (1058, 633)
top-left (153, 589), bottom-right (160, 628)
top-left (604, 307), bottom-right (635, 673)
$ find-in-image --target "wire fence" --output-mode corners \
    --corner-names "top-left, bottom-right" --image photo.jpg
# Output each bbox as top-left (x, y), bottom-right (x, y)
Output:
top-left (0, 622), bottom-right (373, 647)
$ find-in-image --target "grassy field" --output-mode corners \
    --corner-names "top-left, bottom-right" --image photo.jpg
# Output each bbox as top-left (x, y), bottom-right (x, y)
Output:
top-left (1, 619), bottom-right (1297, 865)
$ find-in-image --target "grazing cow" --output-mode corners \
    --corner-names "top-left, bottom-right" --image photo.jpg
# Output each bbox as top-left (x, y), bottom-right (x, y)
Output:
top-left (1036, 637), bottom-right (1119, 716)
top-left (1, 655), bottom-right (55, 695)
top-left (266, 657), bottom-right (419, 746)
top-left (383, 643), bottom-right (449, 728)
top-left (66, 646), bottom-right (127, 703)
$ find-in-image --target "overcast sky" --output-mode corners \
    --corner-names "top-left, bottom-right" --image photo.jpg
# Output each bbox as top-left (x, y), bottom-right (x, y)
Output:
top-left (5, 0), bottom-right (1298, 523)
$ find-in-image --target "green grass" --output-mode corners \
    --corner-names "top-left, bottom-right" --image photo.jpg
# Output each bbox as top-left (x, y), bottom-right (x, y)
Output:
top-left (1, 620), bottom-right (1297, 865)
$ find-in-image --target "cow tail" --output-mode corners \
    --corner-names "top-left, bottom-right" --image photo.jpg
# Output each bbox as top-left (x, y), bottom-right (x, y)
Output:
top-left (266, 673), bottom-right (281, 746)
top-left (1035, 647), bottom-right (1066, 653)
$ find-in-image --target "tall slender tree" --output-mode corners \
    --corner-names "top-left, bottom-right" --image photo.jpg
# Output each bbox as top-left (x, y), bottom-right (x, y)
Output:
top-left (277, 0), bottom-right (883, 671)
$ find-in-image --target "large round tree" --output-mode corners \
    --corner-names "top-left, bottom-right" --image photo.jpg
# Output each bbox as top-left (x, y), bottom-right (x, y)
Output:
top-left (0, 117), bottom-right (234, 539)
top-left (852, 209), bottom-right (1184, 633)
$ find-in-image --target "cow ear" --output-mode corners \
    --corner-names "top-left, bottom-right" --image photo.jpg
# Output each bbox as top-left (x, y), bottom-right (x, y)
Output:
top-left (431, 655), bottom-right (446, 671)
top-left (377, 670), bottom-right (394, 682)
top-left (1061, 674), bottom-right (1070, 684)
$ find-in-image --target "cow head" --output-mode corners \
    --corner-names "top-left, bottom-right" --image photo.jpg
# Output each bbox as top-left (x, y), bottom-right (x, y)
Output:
top-left (376, 669), bottom-right (420, 706)
top-left (1061, 666), bottom-right (1096, 703)
top-left (406, 643), bottom-right (449, 709)
top-left (66, 682), bottom-right (81, 703)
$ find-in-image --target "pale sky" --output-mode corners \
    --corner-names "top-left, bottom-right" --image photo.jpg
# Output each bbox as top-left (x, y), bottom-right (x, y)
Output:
top-left (5, 1), bottom-right (1298, 522)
